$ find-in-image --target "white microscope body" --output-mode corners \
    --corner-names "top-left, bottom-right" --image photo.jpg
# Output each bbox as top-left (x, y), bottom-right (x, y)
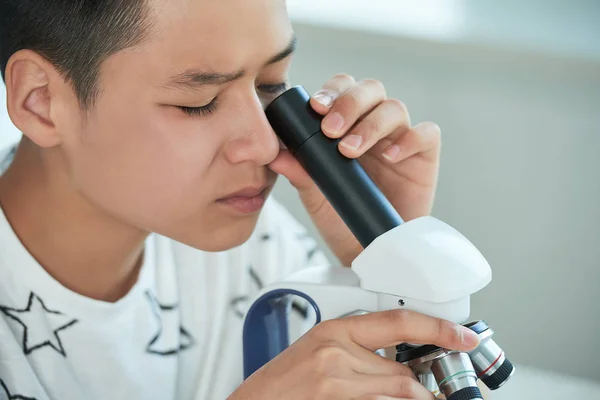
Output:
top-left (253, 215), bottom-right (492, 324)
top-left (244, 85), bottom-right (512, 399)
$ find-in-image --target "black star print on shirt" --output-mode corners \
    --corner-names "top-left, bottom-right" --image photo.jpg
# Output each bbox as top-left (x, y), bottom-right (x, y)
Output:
top-left (145, 291), bottom-right (194, 356)
top-left (295, 232), bottom-right (321, 264)
top-left (229, 229), bottom-right (320, 319)
top-left (0, 378), bottom-right (37, 400)
top-left (0, 292), bottom-right (78, 357)
top-left (230, 266), bottom-right (264, 318)
top-left (229, 264), bottom-right (310, 319)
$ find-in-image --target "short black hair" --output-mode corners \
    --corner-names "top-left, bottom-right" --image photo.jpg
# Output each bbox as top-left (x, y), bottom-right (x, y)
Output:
top-left (0, 0), bottom-right (154, 109)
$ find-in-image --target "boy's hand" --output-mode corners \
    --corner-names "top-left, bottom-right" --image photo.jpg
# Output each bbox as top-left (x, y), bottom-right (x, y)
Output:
top-left (229, 310), bottom-right (480, 400)
top-left (269, 74), bottom-right (441, 266)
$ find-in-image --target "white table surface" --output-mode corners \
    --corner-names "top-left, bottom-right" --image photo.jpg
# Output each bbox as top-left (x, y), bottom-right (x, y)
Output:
top-left (488, 364), bottom-right (600, 399)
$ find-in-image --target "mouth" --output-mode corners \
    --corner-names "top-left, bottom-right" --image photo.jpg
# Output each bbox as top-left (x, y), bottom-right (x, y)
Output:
top-left (216, 184), bottom-right (270, 215)
top-left (221, 185), bottom-right (269, 198)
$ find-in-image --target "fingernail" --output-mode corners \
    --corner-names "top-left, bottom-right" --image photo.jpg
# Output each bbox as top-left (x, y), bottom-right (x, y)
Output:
top-left (312, 90), bottom-right (334, 108)
top-left (460, 326), bottom-right (480, 348)
top-left (340, 135), bottom-right (362, 151)
top-left (382, 144), bottom-right (401, 161)
top-left (323, 113), bottom-right (345, 135)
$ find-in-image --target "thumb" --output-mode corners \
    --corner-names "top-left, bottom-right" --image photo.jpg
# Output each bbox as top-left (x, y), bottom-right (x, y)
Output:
top-left (269, 150), bottom-right (329, 214)
top-left (269, 150), bottom-right (314, 191)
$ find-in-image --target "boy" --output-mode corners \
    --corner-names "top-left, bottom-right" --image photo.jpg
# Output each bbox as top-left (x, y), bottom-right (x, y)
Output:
top-left (0, 1), bottom-right (482, 399)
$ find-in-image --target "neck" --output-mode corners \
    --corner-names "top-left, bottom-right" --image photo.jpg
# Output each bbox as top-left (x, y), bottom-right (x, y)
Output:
top-left (0, 140), bottom-right (147, 302)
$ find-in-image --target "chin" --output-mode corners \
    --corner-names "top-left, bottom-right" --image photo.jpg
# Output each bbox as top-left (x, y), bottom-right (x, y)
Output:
top-left (176, 214), bottom-right (260, 252)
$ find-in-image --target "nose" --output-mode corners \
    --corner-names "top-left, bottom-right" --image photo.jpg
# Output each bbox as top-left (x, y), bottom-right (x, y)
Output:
top-left (224, 94), bottom-right (280, 166)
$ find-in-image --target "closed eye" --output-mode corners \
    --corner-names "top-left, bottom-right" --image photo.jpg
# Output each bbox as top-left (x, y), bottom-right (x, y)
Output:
top-left (175, 83), bottom-right (288, 117)
top-left (176, 98), bottom-right (218, 117)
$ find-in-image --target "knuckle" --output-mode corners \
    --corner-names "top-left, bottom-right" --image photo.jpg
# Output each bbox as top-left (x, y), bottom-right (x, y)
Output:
top-left (386, 308), bottom-right (411, 326)
top-left (337, 89), bottom-right (361, 112)
top-left (313, 345), bottom-right (347, 373)
top-left (312, 319), bottom-right (345, 338)
top-left (420, 122), bottom-right (442, 139)
top-left (358, 118), bottom-right (381, 137)
top-left (333, 73), bottom-right (356, 84)
top-left (424, 122), bottom-right (442, 138)
top-left (392, 375), bottom-right (419, 397)
top-left (436, 318), bottom-right (445, 340)
top-left (385, 98), bottom-right (408, 113)
top-left (438, 318), bottom-right (457, 342)
top-left (362, 78), bottom-right (386, 93)
top-left (397, 362), bottom-right (417, 377)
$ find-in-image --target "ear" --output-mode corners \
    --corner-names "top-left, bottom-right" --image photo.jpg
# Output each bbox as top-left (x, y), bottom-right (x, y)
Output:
top-left (4, 49), bottom-right (67, 148)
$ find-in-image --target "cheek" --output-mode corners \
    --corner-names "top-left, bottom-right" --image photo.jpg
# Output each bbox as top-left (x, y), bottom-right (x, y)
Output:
top-left (65, 98), bottom-right (221, 228)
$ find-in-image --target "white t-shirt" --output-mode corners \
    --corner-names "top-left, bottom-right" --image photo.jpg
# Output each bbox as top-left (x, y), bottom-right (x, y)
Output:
top-left (0, 144), bottom-right (330, 400)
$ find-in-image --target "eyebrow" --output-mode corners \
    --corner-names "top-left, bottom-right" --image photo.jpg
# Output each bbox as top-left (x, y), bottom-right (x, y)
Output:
top-left (266, 35), bottom-right (297, 65)
top-left (163, 35), bottom-right (297, 91)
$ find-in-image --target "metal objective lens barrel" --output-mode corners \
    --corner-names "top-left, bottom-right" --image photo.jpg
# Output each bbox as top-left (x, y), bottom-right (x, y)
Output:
top-left (465, 320), bottom-right (515, 390)
top-left (431, 352), bottom-right (483, 400)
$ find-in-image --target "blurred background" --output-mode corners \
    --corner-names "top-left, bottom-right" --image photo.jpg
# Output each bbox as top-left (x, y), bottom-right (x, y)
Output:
top-left (1, 0), bottom-right (599, 398)
top-left (278, 0), bottom-right (600, 398)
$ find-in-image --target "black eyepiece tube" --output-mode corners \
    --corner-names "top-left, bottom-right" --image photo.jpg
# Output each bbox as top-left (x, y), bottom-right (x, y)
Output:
top-left (265, 86), bottom-right (403, 248)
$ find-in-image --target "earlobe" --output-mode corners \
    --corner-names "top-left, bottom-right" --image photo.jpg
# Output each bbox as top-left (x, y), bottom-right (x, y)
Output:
top-left (5, 50), bottom-right (61, 148)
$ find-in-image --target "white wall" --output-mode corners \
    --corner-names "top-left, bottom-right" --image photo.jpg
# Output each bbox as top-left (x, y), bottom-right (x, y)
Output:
top-left (0, 84), bottom-right (20, 147)
top-left (273, 23), bottom-right (600, 383)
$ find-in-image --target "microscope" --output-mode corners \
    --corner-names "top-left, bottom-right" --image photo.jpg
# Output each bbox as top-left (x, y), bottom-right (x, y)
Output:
top-left (242, 86), bottom-right (514, 400)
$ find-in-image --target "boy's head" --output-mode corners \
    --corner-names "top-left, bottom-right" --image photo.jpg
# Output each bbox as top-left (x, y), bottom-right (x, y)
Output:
top-left (0, 0), bottom-right (294, 250)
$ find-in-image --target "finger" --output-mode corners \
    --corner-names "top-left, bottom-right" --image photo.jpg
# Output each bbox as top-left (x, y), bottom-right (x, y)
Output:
top-left (381, 122), bottom-right (441, 164)
top-left (353, 396), bottom-right (406, 400)
top-left (268, 149), bottom-right (329, 214)
top-left (346, 343), bottom-right (416, 378)
top-left (311, 73), bottom-right (357, 114)
top-left (338, 98), bottom-right (410, 159)
top-left (268, 149), bottom-right (312, 189)
top-left (349, 374), bottom-right (436, 400)
top-left (341, 309), bottom-right (481, 352)
top-left (320, 79), bottom-right (388, 140)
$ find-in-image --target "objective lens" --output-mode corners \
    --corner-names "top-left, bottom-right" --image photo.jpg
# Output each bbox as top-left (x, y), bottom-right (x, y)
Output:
top-left (465, 320), bottom-right (515, 390)
top-left (416, 370), bottom-right (441, 398)
top-left (430, 352), bottom-right (483, 400)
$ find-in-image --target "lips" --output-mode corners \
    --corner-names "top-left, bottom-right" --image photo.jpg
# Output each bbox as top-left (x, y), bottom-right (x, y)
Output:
top-left (221, 185), bottom-right (268, 199)
top-left (216, 184), bottom-right (270, 214)
top-left (222, 185), bottom-right (267, 200)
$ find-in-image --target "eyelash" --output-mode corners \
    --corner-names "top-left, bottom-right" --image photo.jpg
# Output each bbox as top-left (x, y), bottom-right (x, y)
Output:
top-left (177, 98), bottom-right (219, 117)
top-left (176, 83), bottom-right (288, 117)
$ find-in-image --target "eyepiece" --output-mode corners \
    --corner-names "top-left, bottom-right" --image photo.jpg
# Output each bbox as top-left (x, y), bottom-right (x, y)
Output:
top-left (265, 86), bottom-right (323, 154)
top-left (265, 85), bottom-right (403, 247)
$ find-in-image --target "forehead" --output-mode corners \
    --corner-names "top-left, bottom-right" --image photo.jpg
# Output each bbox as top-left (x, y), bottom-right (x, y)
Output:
top-left (145, 0), bottom-right (293, 74)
